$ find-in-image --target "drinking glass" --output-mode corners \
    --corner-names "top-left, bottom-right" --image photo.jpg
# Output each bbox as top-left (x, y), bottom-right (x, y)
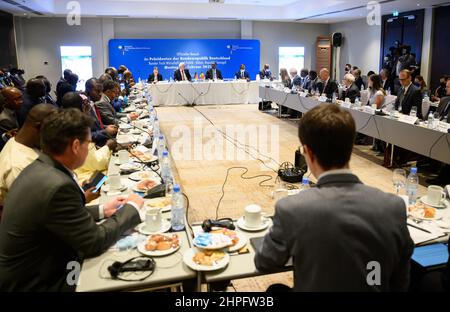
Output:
top-left (392, 169), bottom-right (406, 195)
top-left (410, 106), bottom-right (417, 117)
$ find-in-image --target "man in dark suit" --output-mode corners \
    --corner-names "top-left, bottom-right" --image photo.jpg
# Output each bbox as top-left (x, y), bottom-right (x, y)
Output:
top-left (95, 80), bottom-right (135, 126)
top-left (0, 87), bottom-right (23, 136)
top-left (147, 66), bottom-right (163, 83)
top-left (0, 108), bottom-right (144, 291)
top-left (205, 62), bottom-right (223, 81)
top-left (259, 64), bottom-right (272, 80)
top-left (316, 68), bottom-right (338, 98)
top-left (84, 78), bottom-right (117, 147)
top-left (17, 78), bottom-right (46, 127)
top-left (340, 73), bottom-right (360, 103)
top-left (235, 64), bottom-right (250, 81)
top-left (436, 79), bottom-right (450, 121)
top-left (173, 63), bottom-right (192, 82)
top-left (380, 69), bottom-right (394, 94)
top-left (254, 104), bottom-right (413, 291)
top-left (394, 69), bottom-right (423, 119)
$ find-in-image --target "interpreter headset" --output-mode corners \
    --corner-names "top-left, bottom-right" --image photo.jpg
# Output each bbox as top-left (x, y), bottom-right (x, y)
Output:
top-left (107, 256), bottom-right (156, 282)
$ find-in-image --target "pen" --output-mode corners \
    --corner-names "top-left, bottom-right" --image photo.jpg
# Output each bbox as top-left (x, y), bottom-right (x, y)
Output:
top-left (407, 222), bottom-right (432, 234)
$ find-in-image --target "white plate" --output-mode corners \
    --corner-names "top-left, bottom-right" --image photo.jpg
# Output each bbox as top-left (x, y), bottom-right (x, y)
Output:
top-left (119, 162), bottom-right (142, 172)
top-left (227, 232), bottom-right (248, 253)
top-left (102, 184), bottom-right (127, 193)
top-left (144, 197), bottom-right (172, 212)
top-left (420, 196), bottom-right (449, 209)
top-left (131, 154), bottom-right (158, 164)
top-left (137, 239), bottom-right (180, 257)
top-left (132, 178), bottom-right (161, 193)
top-left (236, 216), bottom-right (270, 232)
top-left (116, 135), bottom-right (138, 145)
top-left (183, 248), bottom-right (230, 272)
top-left (408, 208), bottom-right (443, 221)
top-left (193, 233), bottom-right (233, 250)
top-left (119, 123), bottom-right (132, 129)
top-left (137, 219), bottom-right (171, 235)
top-left (129, 171), bottom-right (160, 181)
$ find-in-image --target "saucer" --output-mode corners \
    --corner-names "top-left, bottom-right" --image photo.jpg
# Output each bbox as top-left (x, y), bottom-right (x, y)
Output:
top-left (420, 196), bottom-right (448, 209)
top-left (137, 219), bottom-right (171, 235)
top-left (236, 216), bottom-right (270, 232)
top-left (102, 184), bottom-right (127, 193)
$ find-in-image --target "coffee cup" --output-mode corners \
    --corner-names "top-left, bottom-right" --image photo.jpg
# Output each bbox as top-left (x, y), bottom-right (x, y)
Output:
top-left (118, 150), bottom-right (129, 164)
top-left (427, 185), bottom-right (446, 206)
top-left (107, 174), bottom-right (121, 191)
top-left (244, 204), bottom-right (262, 228)
top-left (145, 208), bottom-right (162, 232)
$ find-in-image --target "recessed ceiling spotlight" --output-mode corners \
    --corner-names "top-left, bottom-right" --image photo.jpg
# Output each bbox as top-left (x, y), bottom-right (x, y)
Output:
top-left (417, 3), bottom-right (420, 6)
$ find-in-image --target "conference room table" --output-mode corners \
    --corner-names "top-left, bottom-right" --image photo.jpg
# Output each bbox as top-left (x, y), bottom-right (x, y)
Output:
top-left (76, 106), bottom-right (196, 292)
top-left (148, 80), bottom-right (261, 106)
top-left (259, 86), bottom-right (450, 165)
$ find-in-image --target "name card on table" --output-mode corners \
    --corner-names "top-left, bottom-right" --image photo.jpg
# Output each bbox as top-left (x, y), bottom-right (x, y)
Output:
top-left (438, 121), bottom-right (450, 132)
top-left (363, 106), bottom-right (376, 115)
top-left (398, 115), bottom-right (418, 125)
top-left (299, 92), bottom-right (308, 98)
top-left (341, 102), bottom-right (352, 109)
top-left (318, 96), bottom-right (328, 102)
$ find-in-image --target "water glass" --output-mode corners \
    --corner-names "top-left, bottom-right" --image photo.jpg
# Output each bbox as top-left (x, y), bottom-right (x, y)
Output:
top-left (392, 169), bottom-right (406, 195)
top-left (410, 106), bottom-right (417, 117)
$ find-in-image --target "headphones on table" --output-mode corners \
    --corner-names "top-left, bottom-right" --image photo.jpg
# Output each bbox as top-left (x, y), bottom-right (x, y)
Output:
top-left (201, 218), bottom-right (236, 232)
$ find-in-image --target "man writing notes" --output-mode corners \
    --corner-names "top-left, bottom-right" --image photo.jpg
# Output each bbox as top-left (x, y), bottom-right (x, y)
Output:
top-left (0, 109), bottom-right (144, 291)
top-left (205, 62), bottom-right (223, 81)
top-left (147, 66), bottom-right (163, 83)
top-left (235, 64), bottom-right (250, 81)
top-left (174, 63), bottom-right (192, 82)
top-left (254, 104), bottom-right (413, 291)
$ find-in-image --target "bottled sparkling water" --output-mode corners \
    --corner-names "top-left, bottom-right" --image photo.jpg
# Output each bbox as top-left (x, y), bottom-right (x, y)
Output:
top-left (171, 185), bottom-right (185, 231)
top-left (157, 135), bottom-right (165, 160)
top-left (427, 112), bottom-right (434, 129)
top-left (160, 151), bottom-right (173, 191)
top-left (406, 167), bottom-right (419, 205)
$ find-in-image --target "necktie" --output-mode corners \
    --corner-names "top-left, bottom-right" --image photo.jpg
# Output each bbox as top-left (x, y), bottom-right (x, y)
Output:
top-left (241, 71), bottom-right (244, 78)
top-left (94, 106), bottom-right (104, 129)
top-left (181, 70), bottom-right (186, 81)
top-left (213, 69), bottom-right (217, 80)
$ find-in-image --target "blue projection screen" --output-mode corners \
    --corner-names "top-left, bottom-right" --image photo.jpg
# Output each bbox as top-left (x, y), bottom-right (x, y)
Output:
top-left (109, 39), bottom-right (260, 80)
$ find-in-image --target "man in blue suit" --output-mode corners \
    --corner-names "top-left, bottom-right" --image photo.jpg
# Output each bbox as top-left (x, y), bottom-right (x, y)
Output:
top-left (235, 64), bottom-right (250, 81)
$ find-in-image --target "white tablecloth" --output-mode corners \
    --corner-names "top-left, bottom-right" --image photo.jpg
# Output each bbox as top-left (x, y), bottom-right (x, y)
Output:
top-left (148, 81), bottom-right (261, 106)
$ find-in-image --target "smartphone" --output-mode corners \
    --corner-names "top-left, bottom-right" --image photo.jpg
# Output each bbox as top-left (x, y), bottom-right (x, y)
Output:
top-left (83, 171), bottom-right (107, 192)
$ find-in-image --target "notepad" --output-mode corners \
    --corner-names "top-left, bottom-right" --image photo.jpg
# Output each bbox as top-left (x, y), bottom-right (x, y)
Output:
top-left (411, 243), bottom-right (449, 268)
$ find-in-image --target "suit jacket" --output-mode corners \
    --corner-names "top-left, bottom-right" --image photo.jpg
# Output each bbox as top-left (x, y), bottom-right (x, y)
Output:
top-left (95, 94), bottom-right (125, 126)
top-left (394, 83), bottom-right (423, 119)
top-left (0, 153), bottom-right (141, 291)
top-left (173, 69), bottom-right (192, 82)
top-left (259, 70), bottom-right (272, 80)
top-left (89, 107), bottom-right (109, 147)
top-left (0, 108), bottom-right (19, 135)
top-left (303, 77), bottom-right (318, 92)
top-left (254, 173), bottom-right (413, 292)
top-left (147, 73), bottom-right (163, 83)
top-left (355, 76), bottom-right (365, 91)
top-left (437, 96), bottom-right (450, 121)
top-left (18, 92), bottom-right (44, 127)
top-left (235, 70), bottom-right (250, 80)
top-left (341, 83), bottom-right (361, 103)
top-left (205, 69), bottom-right (223, 80)
top-left (381, 78), bottom-right (394, 94)
top-left (316, 79), bottom-right (339, 98)
top-left (292, 75), bottom-right (302, 88)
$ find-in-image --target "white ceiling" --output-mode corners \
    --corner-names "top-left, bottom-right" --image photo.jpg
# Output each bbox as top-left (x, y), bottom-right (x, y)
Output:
top-left (1, 0), bottom-right (449, 23)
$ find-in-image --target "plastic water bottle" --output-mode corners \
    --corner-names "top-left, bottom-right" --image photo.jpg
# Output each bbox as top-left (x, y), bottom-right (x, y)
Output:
top-left (406, 167), bottom-right (419, 205)
top-left (157, 135), bottom-right (165, 160)
top-left (160, 150), bottom-right (172, 185)
top-left (427, 112), bottom-right (434, 129)
top-left (153, 117), bottom-right (160, 138)
top-left (300, 177), bottom-right (310, 191)
top-left (354, 97), bottom-right (361, 108)
top-left (171, 185), bottom-right (185, 231)
top-left (332, 92), bottom-right (337, 104)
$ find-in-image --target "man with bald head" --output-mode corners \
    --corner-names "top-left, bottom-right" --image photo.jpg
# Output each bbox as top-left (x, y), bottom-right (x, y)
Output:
top-left (0, 87), bottom-right (23, 135)
top-left (0, 104), bottom-right (57, 207)
top-left (316, 68), bottom-right (338, 99)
